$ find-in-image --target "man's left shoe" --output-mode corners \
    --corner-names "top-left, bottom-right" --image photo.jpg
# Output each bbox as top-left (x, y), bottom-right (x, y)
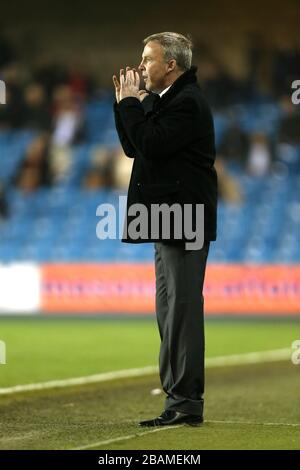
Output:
top-left (139, 410), bottom-right (203, 427)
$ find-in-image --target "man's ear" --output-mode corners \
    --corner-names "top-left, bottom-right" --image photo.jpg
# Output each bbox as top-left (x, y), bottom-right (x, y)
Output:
top-left (166, 59), bottom-right (177, 74)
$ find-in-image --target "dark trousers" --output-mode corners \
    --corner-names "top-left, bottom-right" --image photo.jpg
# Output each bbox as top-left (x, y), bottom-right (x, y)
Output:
top-left (154, 241), bottom-right (210, 416)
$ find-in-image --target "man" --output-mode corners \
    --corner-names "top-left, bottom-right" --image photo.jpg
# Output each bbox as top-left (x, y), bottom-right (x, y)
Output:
top-left (113, 32), bottom-right (217, 427)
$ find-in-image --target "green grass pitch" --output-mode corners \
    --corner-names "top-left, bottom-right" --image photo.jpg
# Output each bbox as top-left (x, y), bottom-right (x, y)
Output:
top-left (0, 317), bottom-right (299, 450)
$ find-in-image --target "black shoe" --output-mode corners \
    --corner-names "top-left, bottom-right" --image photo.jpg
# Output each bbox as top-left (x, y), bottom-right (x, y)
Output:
top-left (139, 410), bottom-right (203, 427)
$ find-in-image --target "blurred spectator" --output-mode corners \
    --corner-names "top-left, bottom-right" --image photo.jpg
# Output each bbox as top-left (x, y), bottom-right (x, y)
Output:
top-left (244, 31), bottom-right (271, 100)
top-left (33, 58), bottom-right (68, 100)
top-left (51, 85), bottom-right (84, 146)
top-left (199, 58), bottom-right (252, 108)
top-left (0, 182), bottom-right (8, 219)
top-left (276, 95), bottom-right (300, 171)
top-left (0, 64), bottom-right (25, 128)
top-left (218, 120), bottom-right (273, 177)
top-left (0, 86), bottom-right (21, 128)
top-left (23, 83), bottom-right (51, 131)
top-left (215, 159), bottom-right (243, 204)
top-left (83, 146), bottom-right (115, 189)
top-left (218, 124), bottom-right (250, 167)
top-left (113, 146), bottom-right (133, 190)
top-left (247, 132), bottom-right (273, 176)
top-left (14, 135), bottom-right (51, 192)
top-left (246, 32), bottom-right (264, 85)
top-left (0, 33), bottom-right (16, 69)
top-left (84, 169), bottom-right (106, 189)
top-left (278, 95), bottom-right (300, 145)
top-left (67, 61), bottom-right (96, 100)
top-left (272, 42), bottom-right (300, 97)
top-left (199, 60), bottom-right (237, 109)
top-left (49, 85), bottom-right (85, 182)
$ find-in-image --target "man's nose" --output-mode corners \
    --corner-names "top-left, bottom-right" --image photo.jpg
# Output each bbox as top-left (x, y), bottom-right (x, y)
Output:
top-left (138, 62), bottom-right (145, 71)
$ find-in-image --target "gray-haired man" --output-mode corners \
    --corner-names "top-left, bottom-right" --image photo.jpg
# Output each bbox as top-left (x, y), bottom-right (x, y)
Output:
top-left (113, 32), bottom-right (217, 427)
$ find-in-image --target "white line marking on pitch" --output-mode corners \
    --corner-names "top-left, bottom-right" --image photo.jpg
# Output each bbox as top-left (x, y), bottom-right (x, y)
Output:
top-left (0, 348), bottom-right (291, 396)
top-left (72, 425), bottom-right (184, 451)
top-left (208, 420), bottom-right (300, 427)
top-left (72, 419), bottom-right (300, 450)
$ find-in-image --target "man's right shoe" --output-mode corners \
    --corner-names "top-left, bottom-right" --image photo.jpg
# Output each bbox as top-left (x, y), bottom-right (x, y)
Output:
top-left (139, 410), bottom-right (203, 427)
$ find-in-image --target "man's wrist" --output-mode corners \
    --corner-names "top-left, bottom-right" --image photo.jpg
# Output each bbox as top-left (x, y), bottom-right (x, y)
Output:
top-left (119, 96), bottom-right (141, 105)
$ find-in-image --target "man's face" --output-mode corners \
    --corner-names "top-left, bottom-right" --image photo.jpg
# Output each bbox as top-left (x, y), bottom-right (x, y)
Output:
top-left (138, 41), bottom-right (169, 93)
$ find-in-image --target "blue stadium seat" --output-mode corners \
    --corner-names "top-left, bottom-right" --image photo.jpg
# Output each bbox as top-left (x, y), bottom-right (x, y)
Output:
top-left (1, 100), bottom-right (300, 263)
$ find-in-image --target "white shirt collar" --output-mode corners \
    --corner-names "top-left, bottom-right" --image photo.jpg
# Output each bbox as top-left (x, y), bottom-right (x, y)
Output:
top-left (159, 85), bottom-right (171, 98)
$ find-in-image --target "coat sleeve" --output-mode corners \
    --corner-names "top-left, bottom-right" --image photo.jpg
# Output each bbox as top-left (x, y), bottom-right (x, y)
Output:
top-left (113, 101), bottom-right (137, 158)
top-left (117, 96), bottom-right (200, 160)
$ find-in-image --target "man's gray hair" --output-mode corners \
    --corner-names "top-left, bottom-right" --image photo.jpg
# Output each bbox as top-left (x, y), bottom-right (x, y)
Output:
top-left (143, 32), bottom-right (193, 72)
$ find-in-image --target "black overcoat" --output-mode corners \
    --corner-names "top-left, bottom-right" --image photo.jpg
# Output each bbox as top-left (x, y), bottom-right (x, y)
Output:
top-left (114, 66), bottom-right (218, 244)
